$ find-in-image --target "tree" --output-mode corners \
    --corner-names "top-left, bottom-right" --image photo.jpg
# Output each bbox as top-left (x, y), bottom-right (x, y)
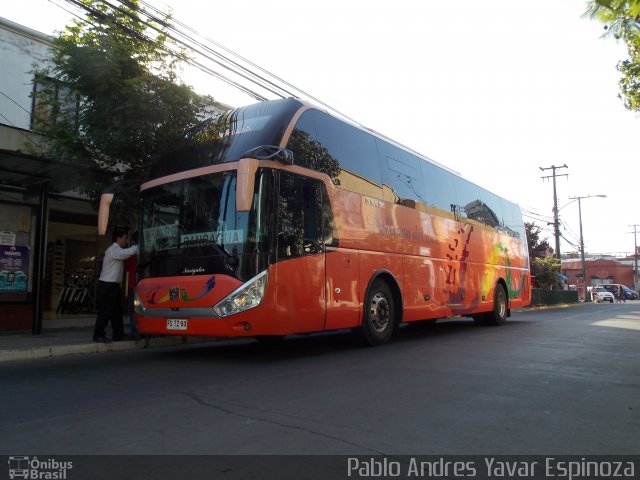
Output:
top-left (31, 0), bottom-right (220, 226)
top-left (525, 222), bottom-right (551, 260)
top-left (531, 257), bottom-right (562, 290)
top-left (525, 222), bottom-right (561, 290)
top-left (585, 1), bottom-right (640, 110)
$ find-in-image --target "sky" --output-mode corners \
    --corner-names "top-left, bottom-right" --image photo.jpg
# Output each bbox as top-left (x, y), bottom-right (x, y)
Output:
top-left (3, 0), bottom-right (639, 256)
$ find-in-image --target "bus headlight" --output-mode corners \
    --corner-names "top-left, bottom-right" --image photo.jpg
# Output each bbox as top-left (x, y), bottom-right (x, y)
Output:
top-left (212, 270), bottom-right (268, 317)
top-left (133, 290), bottom-right (146, 315)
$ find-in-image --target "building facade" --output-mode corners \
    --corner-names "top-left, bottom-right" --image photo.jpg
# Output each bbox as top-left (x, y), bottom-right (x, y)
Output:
top-left (0, 17), bottom-right (108, 331)
top-left (1, 17), bottom-right (231, 332)
top-left (562, 257), bottom-right (636, 291)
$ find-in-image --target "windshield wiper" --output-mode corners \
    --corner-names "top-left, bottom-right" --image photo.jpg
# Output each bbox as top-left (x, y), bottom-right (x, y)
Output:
top-left (137, 247), bottom-right (182, 271)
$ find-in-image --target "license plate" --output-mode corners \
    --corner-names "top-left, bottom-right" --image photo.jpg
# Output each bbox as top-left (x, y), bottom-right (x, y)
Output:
top-left (167, 319), bottom-right (188, 330)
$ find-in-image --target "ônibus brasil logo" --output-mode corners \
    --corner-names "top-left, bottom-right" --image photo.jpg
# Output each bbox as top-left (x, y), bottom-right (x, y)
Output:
top-left (8, 456), bottom-right (73, 479)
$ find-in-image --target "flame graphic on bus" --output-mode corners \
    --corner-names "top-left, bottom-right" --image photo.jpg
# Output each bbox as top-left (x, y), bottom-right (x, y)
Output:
top-left (146, 276), bottom-right (216, 304)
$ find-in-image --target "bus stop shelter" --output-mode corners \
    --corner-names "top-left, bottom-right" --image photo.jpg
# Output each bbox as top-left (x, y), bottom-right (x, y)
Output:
top-left (0, 148), bottom-right (110, 334)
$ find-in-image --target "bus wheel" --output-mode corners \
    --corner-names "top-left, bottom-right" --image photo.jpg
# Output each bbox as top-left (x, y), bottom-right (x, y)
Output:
top-left (354, 279), bottom-right (396, 346)
top-left (484, 284), bottom-right (508, 326)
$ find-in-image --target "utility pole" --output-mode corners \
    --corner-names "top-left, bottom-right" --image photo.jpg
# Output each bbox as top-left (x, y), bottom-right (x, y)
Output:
top-left (631, 224), bottom-right (639, 292)
top-left (570, 195), bottom-right (606, 301)
top-left (540, 164), bottom-right (568, 266)
top-left (576, 197), bottom-right (586, 301)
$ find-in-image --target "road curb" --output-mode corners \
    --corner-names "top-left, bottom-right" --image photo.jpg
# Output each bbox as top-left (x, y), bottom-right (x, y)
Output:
top-left (0, 336), bottom-right (187, 363)
top-left (514, 302), bottom-right (587, 313)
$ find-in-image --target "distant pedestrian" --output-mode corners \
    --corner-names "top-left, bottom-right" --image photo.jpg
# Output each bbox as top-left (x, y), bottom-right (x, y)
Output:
top-left (93, 228), bottom-right (138, 342)
top-left (617, 285), bottom-right (626, 303)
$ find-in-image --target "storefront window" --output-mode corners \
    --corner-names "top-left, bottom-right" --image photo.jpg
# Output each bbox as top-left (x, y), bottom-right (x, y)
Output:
top-left (0, 201), bottom-right (36, 302)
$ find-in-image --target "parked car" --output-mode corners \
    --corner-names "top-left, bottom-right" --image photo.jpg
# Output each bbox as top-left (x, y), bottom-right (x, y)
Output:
top-left (598, 284), bottom-right (638, 300)
top-left (621, 285), bottom-right (638, 300)
top-left (591, 286), bottom-right (615, 303)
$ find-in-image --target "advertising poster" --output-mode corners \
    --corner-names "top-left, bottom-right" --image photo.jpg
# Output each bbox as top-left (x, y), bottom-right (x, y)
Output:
top-left (0, 245), bottom-right (29, 291)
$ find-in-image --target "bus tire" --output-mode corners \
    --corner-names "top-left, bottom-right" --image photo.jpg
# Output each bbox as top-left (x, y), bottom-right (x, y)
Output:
top-left (353, 279), bottom-right (396, 346)
top-left (484, 283), bottom-right (508, 326)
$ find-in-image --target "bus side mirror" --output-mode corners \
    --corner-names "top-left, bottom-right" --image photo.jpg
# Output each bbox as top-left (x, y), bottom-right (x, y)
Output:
top-left (278, 149), bottom-right (294, 165)
top-left (98, 193), bottom-right (114, 235)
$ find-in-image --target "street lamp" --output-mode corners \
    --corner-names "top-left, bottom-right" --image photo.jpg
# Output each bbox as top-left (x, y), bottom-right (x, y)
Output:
top-left (569, 194), bottom-right (607, 301)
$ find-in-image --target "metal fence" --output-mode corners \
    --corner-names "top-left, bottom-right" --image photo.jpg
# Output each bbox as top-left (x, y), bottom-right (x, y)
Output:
top-left (530, 288), bottom-right (580, 306)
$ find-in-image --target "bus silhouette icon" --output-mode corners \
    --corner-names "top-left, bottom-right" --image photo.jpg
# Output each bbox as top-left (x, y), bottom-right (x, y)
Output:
top-left (8, 456), bottom-right (29, 479)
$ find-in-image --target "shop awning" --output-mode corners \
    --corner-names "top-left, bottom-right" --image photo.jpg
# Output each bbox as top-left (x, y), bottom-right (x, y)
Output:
top-left (0, 148), bottom-right (111, 191)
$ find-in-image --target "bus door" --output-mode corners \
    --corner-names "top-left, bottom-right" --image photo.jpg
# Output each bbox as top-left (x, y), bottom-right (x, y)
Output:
top-left (273, 172), bottom-right (327, 333)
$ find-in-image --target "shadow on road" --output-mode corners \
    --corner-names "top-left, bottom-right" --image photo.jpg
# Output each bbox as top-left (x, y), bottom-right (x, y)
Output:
top-left (151, 316), bottom-right (534, 364)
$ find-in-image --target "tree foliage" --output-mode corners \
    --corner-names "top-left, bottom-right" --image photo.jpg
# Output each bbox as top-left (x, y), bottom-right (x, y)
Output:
top-left (531, 257), bottom-right (562, 290)
top-left (525, 222), bottom-right (561, 290)
top-left (585, 0), bottom-right (640, 110)
top-left (31, 0), bottom-right (220, 226)
top-left (525, 222), bottom-right (551, 260)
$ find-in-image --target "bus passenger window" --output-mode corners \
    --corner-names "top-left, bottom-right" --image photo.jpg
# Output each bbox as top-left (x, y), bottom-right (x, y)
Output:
top-left (314, 110), bottom-right (382, 193)
top-left (452, 177), bottom-right (481, 223)
top-left (287, 110), bottom-right (341, 185)
top-left (421, 161), bottom-right (456, 215)
top-left (287, 111), bottom-right (317, 169)
top-left (377, 139), bottom-right (426, 207)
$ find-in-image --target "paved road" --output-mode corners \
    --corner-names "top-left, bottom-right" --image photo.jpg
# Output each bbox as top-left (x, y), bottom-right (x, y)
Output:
top-left (1, 303), bottom-right (638, 455)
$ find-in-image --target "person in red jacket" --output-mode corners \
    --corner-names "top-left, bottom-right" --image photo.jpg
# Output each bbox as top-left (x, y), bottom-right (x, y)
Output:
top-left (123, 231), bottom-right (140, 340)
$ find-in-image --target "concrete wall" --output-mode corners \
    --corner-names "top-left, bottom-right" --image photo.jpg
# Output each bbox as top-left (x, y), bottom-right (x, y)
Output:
top-left (0, 17), bottom-right (52, 132)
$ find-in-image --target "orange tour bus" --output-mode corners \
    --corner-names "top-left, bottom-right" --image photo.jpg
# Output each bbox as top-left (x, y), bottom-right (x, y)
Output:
top-left (98, 98), bottom-right (531, 346)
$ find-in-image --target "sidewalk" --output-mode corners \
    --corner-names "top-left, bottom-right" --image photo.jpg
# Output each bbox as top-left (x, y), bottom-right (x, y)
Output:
top-left (0, 313), bottom-right (213, 363)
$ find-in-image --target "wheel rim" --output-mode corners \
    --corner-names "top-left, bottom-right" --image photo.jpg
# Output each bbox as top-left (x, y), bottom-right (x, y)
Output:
top-left (497, 289), bottom-right (506, 319)
top-left (369, 292), bottom-right (390, 333)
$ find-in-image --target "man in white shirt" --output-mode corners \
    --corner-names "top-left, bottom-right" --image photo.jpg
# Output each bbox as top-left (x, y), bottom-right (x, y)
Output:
top-left (93, 229), bottom-right (138, 342)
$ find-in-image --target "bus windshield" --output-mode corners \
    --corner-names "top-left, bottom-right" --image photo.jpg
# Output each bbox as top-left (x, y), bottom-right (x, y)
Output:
top-left (138, 169), bottom-right (273, 282)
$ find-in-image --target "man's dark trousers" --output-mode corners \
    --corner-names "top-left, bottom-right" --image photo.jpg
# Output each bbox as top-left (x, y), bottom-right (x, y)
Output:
top-left (94, 280), bottom-right (125, 340)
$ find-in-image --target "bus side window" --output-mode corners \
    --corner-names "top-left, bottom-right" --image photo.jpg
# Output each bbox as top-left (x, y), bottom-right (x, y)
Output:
top-left (314, 110), bottom-right (382, 194)
top-left (277, 172), bottom-right (325, 259)
top-left (452, 177), bottom-right (481, 223)
top-left (376, 139), bottom-right (426, 207)
top-left (287, 110), bottom-right (318, 169)
top-left (287, 110), bottom-right (342, 186)
top-left (421, 161), bottom-right (456, 217)
top-left (477, 189), bottom-right (504, 229)
top-left (500, 199), bottom-right (525, 239)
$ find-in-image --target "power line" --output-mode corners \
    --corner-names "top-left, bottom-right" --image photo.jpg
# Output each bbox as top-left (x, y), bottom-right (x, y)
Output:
top-left (521, 209), bottom-right (553, 222)
top-left (521, 209), bottom-right (554, 225)
top-left (48, 0), bottom-right (89, 26)
top-left (66, 0), bottom-right (365, 125)
top-left (62, 0), bottom-right (271, 100)
top-left (0, 89), bottom-right (32, 115)
top-left (133, 0), bottom-right (294, 98)
top-left (0, 110), bottom-right (41, 149)
top-left (559, 218), bottom-right (580, 245)
top-left (559, 232), bottom-right (578, 250)
top-left (135, 0), bottom-right (362, 124)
